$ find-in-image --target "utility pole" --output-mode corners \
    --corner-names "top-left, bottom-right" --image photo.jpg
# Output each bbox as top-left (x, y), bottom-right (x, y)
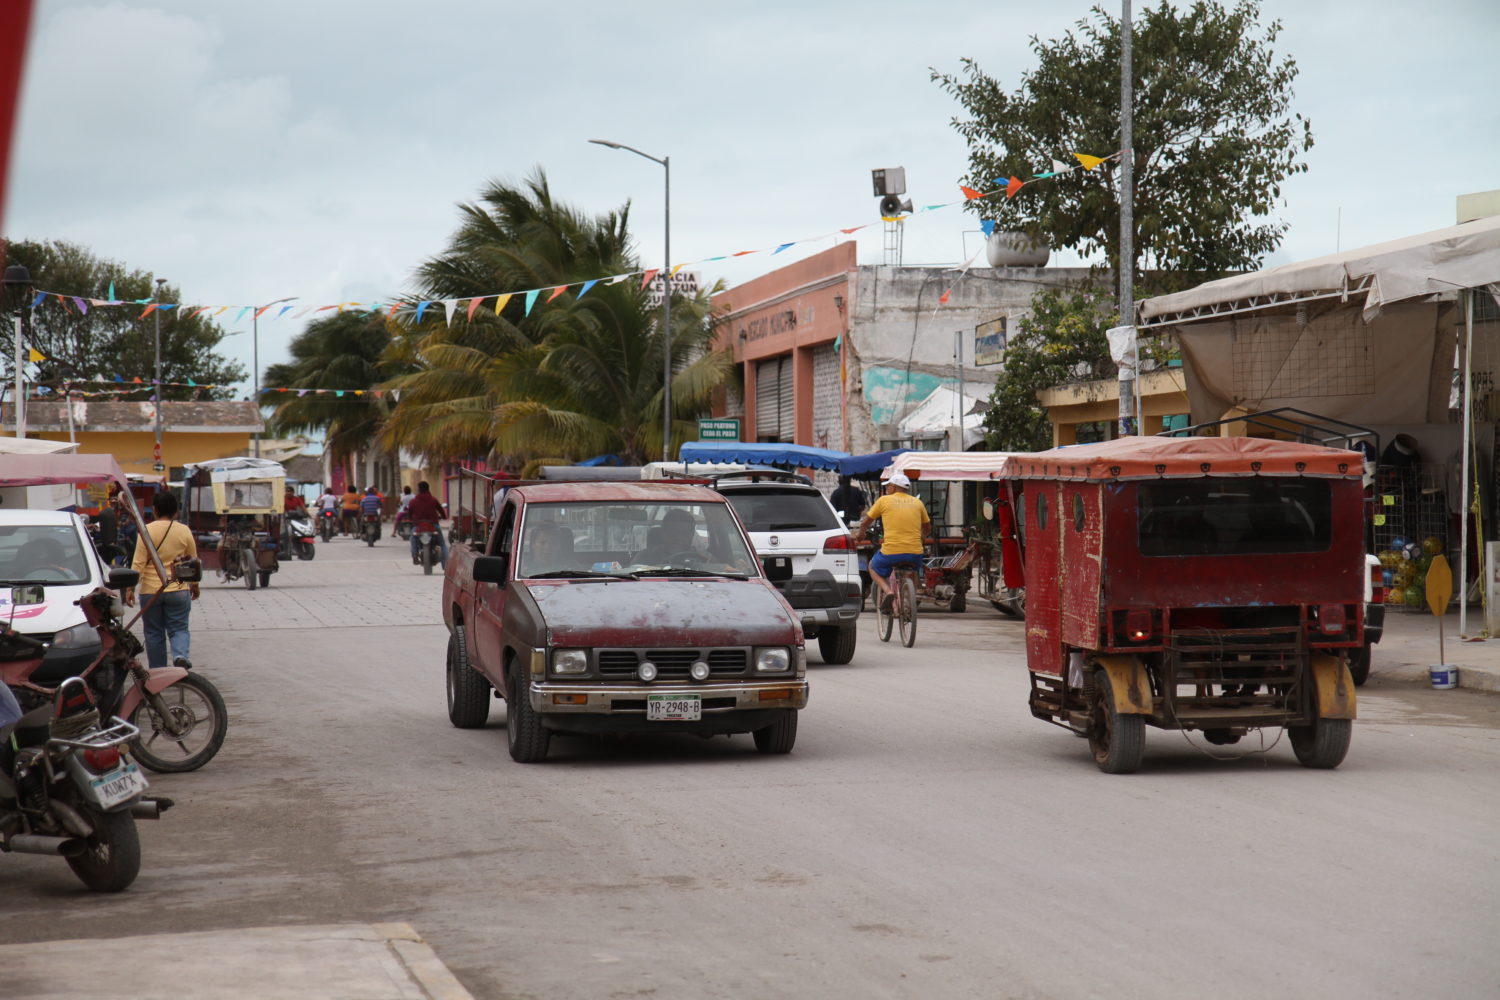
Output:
top-left (1116, 0), bottom-right (1137, 438)
top-left (153, 277), bottom-right (166, 471)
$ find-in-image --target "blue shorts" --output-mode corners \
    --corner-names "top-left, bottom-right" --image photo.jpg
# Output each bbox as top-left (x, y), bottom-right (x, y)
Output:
top-left (870, 551), bottom-right (924, 579)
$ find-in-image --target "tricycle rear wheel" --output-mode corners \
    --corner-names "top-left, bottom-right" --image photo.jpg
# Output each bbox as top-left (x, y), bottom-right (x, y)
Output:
top-left (1289, 717), bottom-right (1351, 769)
top-left (1087, 668), bottom-right (1145, 774)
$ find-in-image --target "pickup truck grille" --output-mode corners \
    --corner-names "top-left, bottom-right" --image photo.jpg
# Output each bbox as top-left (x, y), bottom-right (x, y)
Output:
top-left (596, 648), bottom-right (749, 679)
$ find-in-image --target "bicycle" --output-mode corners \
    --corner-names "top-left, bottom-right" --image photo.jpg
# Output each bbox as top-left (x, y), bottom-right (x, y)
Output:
top-left (873, 557), bottom-right (921, 648)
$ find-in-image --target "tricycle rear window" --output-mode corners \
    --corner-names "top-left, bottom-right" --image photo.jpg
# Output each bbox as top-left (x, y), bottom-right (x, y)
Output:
top-left (1137, 479), bottom-right (1332, 557)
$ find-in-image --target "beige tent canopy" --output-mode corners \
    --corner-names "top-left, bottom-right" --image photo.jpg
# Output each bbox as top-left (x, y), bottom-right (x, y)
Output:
top-left (1138, 215), bottom-right (1500, 632)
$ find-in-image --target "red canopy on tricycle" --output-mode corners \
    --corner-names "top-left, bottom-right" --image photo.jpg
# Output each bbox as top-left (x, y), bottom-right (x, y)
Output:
top-left (996, 436), bottom-right (1365, 482)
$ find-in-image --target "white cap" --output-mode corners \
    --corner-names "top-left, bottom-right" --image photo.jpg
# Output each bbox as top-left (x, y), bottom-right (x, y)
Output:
top-left (887, 472), bottom-right (912, 490)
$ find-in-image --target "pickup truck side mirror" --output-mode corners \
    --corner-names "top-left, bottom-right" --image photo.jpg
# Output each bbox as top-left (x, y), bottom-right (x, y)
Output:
top-left (473, 555), bottom-right (508, 585)
top-left (107, 567), bottom-right (141, 591)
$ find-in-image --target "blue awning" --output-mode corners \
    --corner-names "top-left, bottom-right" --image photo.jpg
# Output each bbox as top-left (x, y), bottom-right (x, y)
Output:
top-left (838, 448), bottom-right (912, 478)
top-left (678, 441), bottom-right (850, 472)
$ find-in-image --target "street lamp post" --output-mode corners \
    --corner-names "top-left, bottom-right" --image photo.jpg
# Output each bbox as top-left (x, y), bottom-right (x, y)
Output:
top-left (153, 277), bottom-right (166, 470)
top-left (589, 138), bottom-right (671, 463)
top-left (252, 296), bottom-right (298, 457)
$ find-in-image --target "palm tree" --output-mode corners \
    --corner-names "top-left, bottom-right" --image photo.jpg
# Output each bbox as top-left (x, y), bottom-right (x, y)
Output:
top-left (263, 310), bottom-right (406, 482)
top-left (381, 169), bottom-right (729, 466)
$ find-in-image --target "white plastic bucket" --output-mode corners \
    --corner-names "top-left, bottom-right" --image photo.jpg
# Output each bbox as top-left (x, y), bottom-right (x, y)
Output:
top-left (1429, 664), bottom-right (1459, 689)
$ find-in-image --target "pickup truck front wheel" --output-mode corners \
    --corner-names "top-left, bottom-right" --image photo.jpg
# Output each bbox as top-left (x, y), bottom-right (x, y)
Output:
top-left (752, 710), bottom-right (798, 755)
top-left (506, 664), bottom-right (551, 763)
top-left (446, 626), bottom-right (489, 728)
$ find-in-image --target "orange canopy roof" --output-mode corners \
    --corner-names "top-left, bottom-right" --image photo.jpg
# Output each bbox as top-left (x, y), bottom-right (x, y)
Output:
top-left (996, 436), bottom-right (1365, 482)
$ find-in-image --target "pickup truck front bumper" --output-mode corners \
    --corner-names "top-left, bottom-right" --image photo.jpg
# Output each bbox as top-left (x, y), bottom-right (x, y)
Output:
top-left (528, 678), bottom-right (808, 736)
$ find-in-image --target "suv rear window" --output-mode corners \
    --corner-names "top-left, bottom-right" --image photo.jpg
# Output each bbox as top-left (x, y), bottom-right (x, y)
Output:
top-left (722, 488), bottom-right (840, 532)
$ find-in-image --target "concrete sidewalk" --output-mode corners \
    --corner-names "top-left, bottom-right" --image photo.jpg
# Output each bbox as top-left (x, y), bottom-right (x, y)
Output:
top-left (1370, 606), bottom-right (1499, 693)
top-left (0, 923), bottom-right (475, 1000)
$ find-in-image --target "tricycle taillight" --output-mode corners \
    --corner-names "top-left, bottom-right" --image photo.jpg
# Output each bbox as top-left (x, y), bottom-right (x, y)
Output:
top-left (1124, 609), bottom-right (1153, 642)
top-left (1317, 603), bottom-right (1348, 634)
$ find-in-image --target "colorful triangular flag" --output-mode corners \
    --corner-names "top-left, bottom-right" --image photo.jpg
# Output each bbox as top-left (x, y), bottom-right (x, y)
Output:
top-left (1005, 176), bottom-right (1024, 199)
top-left (960, 185), bottom-right (983, 200)
top-left (524, 289), bottom-right (539, 316)
top-left (1074, 153), bottom-right (1106, 171)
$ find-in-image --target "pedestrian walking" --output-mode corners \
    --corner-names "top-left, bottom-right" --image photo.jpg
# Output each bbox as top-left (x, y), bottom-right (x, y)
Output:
top-left (123, 490), bottom-right (199, 670)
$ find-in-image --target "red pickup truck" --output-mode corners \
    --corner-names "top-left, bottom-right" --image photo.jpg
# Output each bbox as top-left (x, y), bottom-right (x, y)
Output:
top-left (441, 481), bottom-right (809, 762)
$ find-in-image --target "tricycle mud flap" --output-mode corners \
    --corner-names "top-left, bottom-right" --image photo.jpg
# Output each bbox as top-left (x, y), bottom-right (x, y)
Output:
top-left (1309, 652), bottom-right (1357, 720)
top-left (1090, 655), bottom-right (1152, 715)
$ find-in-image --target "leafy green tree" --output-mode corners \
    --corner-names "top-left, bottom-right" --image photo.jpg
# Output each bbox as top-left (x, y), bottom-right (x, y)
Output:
top-left (262, 310), bottom-right (405, 464)
top-left (1, 238), bottom-right (246, 399)
top-left (381, 170), bottom-right (730, 466)
top-left (934, 0), bottom-right (1312, 281)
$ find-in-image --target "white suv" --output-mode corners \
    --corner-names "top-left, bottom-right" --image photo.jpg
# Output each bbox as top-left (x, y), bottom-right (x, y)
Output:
top-left (708, 472), bottom-right (862, 664)
top-left (0, 509), bottom-right (130, 683)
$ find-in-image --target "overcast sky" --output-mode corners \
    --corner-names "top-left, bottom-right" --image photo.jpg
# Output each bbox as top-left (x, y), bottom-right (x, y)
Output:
top-left (5, 0), bottom-right (1497, 393)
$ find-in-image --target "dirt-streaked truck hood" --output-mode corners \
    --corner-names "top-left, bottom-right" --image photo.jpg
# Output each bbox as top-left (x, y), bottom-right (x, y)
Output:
top-left (523, 577), bottom-right (799, 648)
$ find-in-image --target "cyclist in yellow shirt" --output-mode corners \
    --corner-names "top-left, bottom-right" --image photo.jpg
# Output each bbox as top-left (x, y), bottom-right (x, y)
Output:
top-left (853, 472), bottom-right (932, 611)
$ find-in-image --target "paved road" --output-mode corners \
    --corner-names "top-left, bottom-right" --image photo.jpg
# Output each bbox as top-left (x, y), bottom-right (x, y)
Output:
top-left (3, 535), bottom-right (1498, 1000)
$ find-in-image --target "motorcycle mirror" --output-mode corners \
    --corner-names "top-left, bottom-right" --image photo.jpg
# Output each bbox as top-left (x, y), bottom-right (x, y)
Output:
top-left (982, 499), bottom-right (995, 521)
top-left (107, 567), bottom-right (141, 591)
top-left (10, 585), bottom-right (44, 606)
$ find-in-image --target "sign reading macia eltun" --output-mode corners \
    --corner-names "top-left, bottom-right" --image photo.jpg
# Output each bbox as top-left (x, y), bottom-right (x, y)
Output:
top-left (697, 418), bottom-right (741, 441)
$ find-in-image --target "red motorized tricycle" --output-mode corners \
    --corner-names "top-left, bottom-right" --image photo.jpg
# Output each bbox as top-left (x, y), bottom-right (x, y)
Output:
top-left (996, 436), bottom-right (1365, 773)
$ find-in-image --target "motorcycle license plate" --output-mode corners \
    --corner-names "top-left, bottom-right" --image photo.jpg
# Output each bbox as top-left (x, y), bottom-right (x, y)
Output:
top-left (646, 694), bottom-right (701, 721)
top-left (87, 762), bottom-right (147, 810)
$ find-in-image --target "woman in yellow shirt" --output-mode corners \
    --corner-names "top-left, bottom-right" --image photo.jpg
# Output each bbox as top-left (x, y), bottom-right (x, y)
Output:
top-left (125, 490), bottom-right (199, 669)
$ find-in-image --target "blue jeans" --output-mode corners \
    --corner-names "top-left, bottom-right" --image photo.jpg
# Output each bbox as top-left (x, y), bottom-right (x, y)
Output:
top-left (410, 528), bottom-right (449, 566)
top-left (141, 589), bottom-right (192, 668)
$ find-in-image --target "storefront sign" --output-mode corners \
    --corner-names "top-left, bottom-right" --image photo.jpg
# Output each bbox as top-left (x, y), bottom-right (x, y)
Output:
top-left (975, 317), bottom-right (1007, 366)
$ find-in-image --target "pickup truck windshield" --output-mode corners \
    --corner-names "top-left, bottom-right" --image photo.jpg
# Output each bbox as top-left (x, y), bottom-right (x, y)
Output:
top-left (518, 501), bottom-right (759, 579)
top-left (1138, 479), bottom-right (1332, 557)
top-left (0, 524), bottom-right (93, 585)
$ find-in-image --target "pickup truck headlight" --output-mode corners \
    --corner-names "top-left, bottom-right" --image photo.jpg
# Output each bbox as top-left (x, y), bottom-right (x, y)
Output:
top-left (754, 647), bottom-right (790, 673)
top-left (552, 649), bottom-right (588, 675)
top-left (50, 623), bottom-right (99, 650)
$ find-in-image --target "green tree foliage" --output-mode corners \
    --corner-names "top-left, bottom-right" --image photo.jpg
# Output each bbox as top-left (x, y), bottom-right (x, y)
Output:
top-left (262, 310), bottom-right (404, 462)
top-left (934, 0), bottom-right (1312, 281)
top-left (1, 238), bottom-right (247, 399)
top-left (381, 170), bottom-right (729, 466)
top-left (983, 284), bottom-right (1118, 451)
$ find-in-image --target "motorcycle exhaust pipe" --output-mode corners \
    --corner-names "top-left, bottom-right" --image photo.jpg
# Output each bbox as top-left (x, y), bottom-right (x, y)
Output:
top-left (129, 796), bottom-right (174, 820)
top-left (8, 834), bottom-right (86, 858)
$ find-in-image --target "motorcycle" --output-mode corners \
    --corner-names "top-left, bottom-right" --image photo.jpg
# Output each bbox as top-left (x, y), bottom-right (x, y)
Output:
top-left (1, 669), bottom-right (172, 892)
top-left (361, 512), bottom-right (381, 547)
top-left (413, 519), bottom-right (442, 575)
top-left (394, 510), bottom-right (413, 541)
top-left (318, 507), bottom-right (337, 542)
top-left (4, 579), bottom-right (230, 775)
top-left (283, 513), bottom-right (316, 560)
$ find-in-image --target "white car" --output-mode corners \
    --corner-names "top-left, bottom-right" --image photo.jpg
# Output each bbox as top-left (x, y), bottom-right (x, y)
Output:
top-left (0, 509), bottom-right (130, 683)
top-left (708, 472), bottom-right (862, 665)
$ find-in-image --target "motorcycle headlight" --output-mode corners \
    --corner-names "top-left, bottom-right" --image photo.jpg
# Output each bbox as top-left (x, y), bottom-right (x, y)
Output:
top-left (51, 622), bottom-right (99, 650)
top-left (553, 649), bottom-right (588, 675)
top-left (754, 647), bottom-right (790, 673)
